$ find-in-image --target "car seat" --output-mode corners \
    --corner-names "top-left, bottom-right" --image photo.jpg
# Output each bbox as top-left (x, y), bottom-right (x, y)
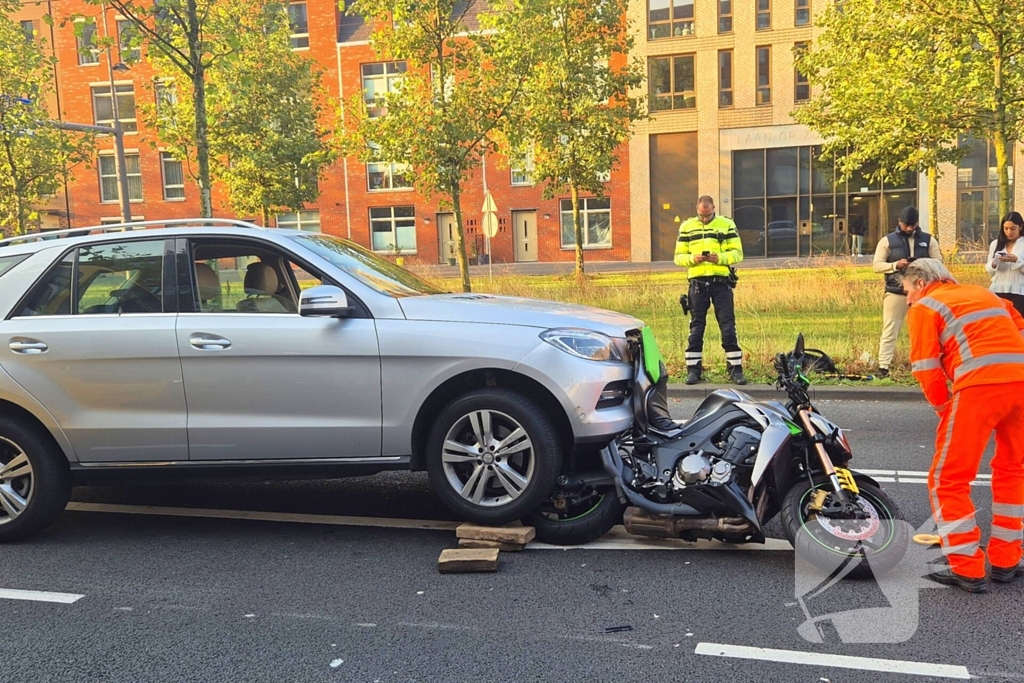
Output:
top-left (236, 262), bottom-right (295, 313)
top-left (195, 262), bottom-right (222, 312)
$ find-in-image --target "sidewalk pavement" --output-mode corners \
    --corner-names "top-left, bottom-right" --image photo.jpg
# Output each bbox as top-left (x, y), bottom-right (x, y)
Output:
top-left (668, 382), bottom-right (925, 402)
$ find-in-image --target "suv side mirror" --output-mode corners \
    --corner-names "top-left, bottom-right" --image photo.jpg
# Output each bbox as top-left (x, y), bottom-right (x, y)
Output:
top-left (299, 284), bottom-right (351, 318)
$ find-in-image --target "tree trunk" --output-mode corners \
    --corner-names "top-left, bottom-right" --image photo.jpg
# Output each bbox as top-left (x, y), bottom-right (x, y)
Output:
top-left (187, 0), bottom-right (213, 218)
top-left (451, 183), bottom-right (472, 292)
top-left (993, 46), bottom-right (1011, 219)
top-left (261, 204), bottom-right (270, 227)
top-left (928, 166), bottom-right (938, 235)
top-left (572, 184), bottom-right (584, 277)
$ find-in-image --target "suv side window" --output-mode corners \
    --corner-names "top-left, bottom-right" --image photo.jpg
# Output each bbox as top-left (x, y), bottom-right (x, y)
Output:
top-left (0, 254), bottom-right (29, 279)
top-left (190, 241), bottom-right (316, 314)
top-left (13, 240), bottom-right (166, 317)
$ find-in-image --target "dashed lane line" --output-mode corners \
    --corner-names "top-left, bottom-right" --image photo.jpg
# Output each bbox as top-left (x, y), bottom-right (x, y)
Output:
top-left (0, 589), bottom-right (84, 604)
top-left (695, 642), bottom-right (971, 679)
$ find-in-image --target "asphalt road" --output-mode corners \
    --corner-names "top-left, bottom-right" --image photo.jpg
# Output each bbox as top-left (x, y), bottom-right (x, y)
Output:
top-left (1, 398), bottom-right (1021, 683)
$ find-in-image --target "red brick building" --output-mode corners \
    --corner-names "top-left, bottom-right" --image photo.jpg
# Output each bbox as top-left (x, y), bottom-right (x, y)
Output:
top-left (15, 0), bottom-right (632, 265)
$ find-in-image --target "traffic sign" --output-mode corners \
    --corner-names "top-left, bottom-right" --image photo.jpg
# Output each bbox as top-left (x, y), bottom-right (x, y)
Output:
top-left (482, 212), bottom-right (499, 238)
top-left (482, 191), bottom-right (497, 214)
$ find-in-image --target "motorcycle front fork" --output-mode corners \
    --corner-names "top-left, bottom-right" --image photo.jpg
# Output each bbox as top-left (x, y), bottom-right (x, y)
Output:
top-left (796, 407), bottom-right (853, 504)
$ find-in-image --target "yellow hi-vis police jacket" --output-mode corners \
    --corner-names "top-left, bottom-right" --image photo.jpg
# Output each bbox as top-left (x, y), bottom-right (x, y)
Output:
top-left (673, 214), bottom-right (744, 278)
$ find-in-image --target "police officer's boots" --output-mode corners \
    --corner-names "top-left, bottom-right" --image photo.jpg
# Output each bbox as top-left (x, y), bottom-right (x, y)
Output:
top-left (685, 364), bottom-right (702, 385)
top-left (728, 365), bottom-right (748, 386)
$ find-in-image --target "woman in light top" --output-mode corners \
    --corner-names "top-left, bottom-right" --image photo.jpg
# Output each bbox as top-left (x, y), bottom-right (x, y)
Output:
top-left (986, 211), bottom-right (1024, 316)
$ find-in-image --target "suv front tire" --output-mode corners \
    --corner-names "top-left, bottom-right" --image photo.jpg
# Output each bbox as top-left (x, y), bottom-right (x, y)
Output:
top-left (425, 388), bottom-right (562, 526)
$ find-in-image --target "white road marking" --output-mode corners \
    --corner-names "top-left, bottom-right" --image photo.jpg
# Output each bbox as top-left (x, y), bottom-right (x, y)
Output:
top-left (857, 469), bottom-right (991, 486)
top-left (65, 502), bottom-right (460, 531)
top-left (0, 589), bottom-right (84, 604)
top-left (530, 526), bottom-right (792, 551)
top-left (695, 642), bottom-right (971, 679)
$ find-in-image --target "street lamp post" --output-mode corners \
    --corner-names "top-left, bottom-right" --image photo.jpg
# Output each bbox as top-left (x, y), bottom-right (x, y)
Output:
top-left (103, 6), bottom-right (132, 223)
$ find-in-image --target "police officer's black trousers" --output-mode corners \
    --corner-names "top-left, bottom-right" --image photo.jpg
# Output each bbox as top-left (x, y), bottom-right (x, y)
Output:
top-left (686, 278), bottom-right (741, 366)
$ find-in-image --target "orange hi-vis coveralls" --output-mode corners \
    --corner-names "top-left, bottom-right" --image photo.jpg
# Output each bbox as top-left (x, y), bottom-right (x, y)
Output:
top-left (908, 281), bottom-right (1024, 578)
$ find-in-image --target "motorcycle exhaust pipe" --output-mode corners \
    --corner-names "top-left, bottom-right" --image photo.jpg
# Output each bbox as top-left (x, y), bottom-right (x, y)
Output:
top-left (623, 506), bottom-right (753, 539)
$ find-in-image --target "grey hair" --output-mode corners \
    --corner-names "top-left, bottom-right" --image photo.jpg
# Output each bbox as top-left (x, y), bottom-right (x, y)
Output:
top-left (903, 258), bottom-right (957, 286)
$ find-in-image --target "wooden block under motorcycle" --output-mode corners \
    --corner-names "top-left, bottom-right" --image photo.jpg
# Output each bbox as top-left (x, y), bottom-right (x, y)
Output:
top-left (437, 547), bottom-right (500, 573)
top-left (455, 523), bottom-right (535, 545)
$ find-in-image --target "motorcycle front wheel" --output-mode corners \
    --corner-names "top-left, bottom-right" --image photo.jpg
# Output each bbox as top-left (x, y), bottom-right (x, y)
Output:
top-left (524, 488), bottom-right (624, 546)
top-left (781, 479), bottom-right (909, 579)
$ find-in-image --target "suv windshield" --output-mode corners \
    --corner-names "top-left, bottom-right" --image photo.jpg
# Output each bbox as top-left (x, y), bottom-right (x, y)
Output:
top-left (286, 233), bottom-right (443, 297)
top-left (0, 254), bottom-right (28, 279)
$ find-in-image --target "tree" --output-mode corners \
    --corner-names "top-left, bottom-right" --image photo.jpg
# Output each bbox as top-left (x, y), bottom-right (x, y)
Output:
top-left (87, 0), bottom-right (298, 218)
top-left (0, 5), bottom-right (92, 235)
top-left (504, 0), bottom-right (644, 276)
top-left (148, 9), bottom-right (336, 225)
top-left (344, 0), bottom-right (535, 292)
top-left (904, 0), bottom-right (1024, 219)
top-left (793, 0), bottom-right (973, 234)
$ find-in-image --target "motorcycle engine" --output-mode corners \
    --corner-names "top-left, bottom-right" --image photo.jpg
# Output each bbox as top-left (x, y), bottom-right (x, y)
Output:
top-left (671, 453), bottom-right (734, 490)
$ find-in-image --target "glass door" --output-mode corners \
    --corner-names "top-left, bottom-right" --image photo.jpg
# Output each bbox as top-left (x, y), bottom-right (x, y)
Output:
top-left (958, 190), bottom-right (987, 245)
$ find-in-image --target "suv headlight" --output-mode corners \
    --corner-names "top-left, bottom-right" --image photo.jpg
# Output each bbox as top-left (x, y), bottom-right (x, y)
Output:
top-left (540, 328), bottom-right (623, 362)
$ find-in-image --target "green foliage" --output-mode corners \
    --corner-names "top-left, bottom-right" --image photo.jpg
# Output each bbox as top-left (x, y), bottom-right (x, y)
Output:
top-left (145, 6), bottom-right (336, 223)
top-left (343, 0), bottom-right (536, 292)
top-left (87, 0), bottom-right (329, 219)
top-left (500, 0), bottom-right (645, 276)
top-left (793, 0), bottom-right (970, 187)
top-left (796, 0), bottom-right (1024, 221)
top-left (0, 1), bottom-right (93, 235)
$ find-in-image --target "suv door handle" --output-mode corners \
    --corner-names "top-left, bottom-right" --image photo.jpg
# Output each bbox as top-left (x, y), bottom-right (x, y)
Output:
top-left (9, 340), bottom-right (48, 354)
top-left (189, 334), bottom-right (232, 350)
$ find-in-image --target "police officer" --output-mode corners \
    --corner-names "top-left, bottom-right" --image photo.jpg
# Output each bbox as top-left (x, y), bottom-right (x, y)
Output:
top-left (872, 206), bottom-right (942, 378)
top-left (675, 195), bottom-right (745, 385)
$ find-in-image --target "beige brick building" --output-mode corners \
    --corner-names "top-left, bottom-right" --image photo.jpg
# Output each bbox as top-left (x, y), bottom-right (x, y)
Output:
top-left (628, 0), bottom-right (1024, 261)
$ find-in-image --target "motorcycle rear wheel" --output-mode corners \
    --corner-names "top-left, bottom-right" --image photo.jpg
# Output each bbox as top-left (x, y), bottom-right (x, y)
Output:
top-left (524, 488), bottom-right (624, 546)
top-left (781, 479), bottom-right (908, 579)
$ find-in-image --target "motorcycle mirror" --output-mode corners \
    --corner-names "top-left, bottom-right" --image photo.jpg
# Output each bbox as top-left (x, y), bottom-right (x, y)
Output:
top-left (794, 333), bottom-right (805, 357)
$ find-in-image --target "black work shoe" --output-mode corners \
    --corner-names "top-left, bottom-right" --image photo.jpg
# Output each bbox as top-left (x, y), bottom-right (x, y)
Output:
top-left (991, 561), bottom-right (1024, 583)
top-left (926, 562), bottom-right (988, 593)
top-left (685, 366), bottom-right (702, 385)
top-left (876, 368), bottom-right (890, 379)
top-left (728, 366), bottom-right (748, 385)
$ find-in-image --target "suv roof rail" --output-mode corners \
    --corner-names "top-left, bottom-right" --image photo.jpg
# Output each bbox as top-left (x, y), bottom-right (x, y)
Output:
top-left (0, 218), bottom-right (265, 247)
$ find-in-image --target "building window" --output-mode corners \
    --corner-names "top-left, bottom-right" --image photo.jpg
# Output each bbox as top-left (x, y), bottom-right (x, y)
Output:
top-left (116, 19), bottom-right (140, 62)
top-left (795, 0), bottom-right (811, 26)
top-left (756, 46), bottom-right (772, 105)
top-left (98, 153), bottom-right (143, 203)
top-left (76, 21), bottom-right (99, 65)
top-left (370, 206), bottom-right (416, 252)
top-left (560, 197), bottom-right (611, 249)
top-left (648, 0), bottom-right (694, 40)
top-left (794, 42), bottom-right (810, 102)
top-left (719, 50), bottom-right (733, 107)
top-left (956, 136), bottom-right (1015, 244)
top-left (362, 62), bottom-right (406, 118)
top-left (20, 20), bottom-right (35, 41)
top-left (92, 84), bottom-right (137, 133)
top-left (367, 161), bottom-right (412, 191)
top-left (649, 55), bottom-right (695, 111)
top-left (160, 152), bottom-right (185, 200)
top-left (718, 0), bottom-right (732, 33)
top-left (288, 2), bottom-right (309, 49)
top-left (155, 80), bottom-right (177, 119)
top-left (276, 210), bottom-right (321, 232)
top-left (757, 0), bottom-right (771, 30)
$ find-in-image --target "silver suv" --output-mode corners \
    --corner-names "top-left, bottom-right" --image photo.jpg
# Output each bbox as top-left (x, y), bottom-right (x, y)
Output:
top-left (0, 220), bottom-right (641, 542)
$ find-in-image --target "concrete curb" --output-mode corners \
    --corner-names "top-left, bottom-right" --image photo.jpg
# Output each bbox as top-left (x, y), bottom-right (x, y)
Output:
top-left (667, 383), bottom-right (925, 402)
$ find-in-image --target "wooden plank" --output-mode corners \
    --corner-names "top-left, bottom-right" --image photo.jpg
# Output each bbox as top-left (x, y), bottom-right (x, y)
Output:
top-left (458, 538), bottom-right (525, 552)
top-left (438, 548), bottom-right (500, 573)
top-left (455, 523), bottom-right (535, 544)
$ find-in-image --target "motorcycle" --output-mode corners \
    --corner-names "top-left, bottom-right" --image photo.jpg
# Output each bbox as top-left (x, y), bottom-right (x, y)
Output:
top-left (526, 330), bottom-right (908, 578)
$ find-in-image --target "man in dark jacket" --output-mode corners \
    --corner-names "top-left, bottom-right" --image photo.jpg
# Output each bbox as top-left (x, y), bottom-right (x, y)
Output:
top-left (871, 206), bottom-right (942, 378)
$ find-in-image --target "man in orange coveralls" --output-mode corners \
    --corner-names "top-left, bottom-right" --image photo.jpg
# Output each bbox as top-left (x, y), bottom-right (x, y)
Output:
top-left (903, 258), bottom-right (1024, 593)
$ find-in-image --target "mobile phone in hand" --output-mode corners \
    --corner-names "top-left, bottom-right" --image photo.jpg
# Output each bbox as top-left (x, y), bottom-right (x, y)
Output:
top-left (702, 251), bottom-right (711, 256)
top-left (997, 250), bottom-right (1009, 257)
